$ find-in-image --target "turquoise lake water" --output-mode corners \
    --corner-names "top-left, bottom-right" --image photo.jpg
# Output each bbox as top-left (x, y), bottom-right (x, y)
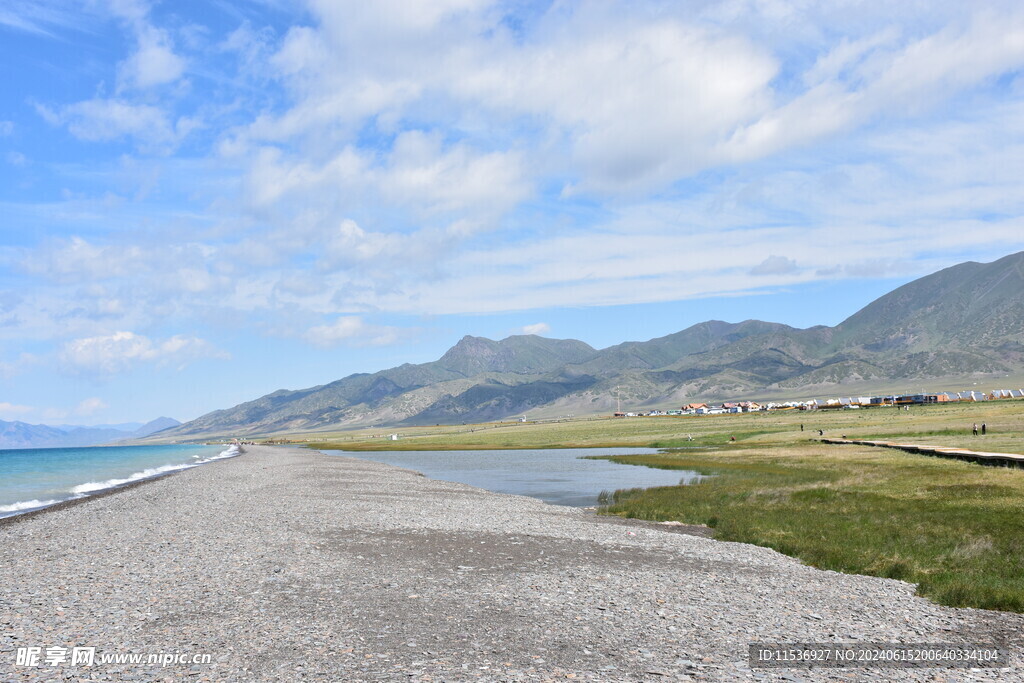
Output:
top-left (0, 444), bottom-right (237, 518)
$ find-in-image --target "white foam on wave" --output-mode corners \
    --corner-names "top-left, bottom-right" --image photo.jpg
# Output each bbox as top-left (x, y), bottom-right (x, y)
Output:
top-left (0, 497), bottom-right (71, 514)
top-left (2, 444), bottom-right (245, 518)
top-left (208, 444), bottom-right (243, 461)
top-left (70, 462), bottom-right (196, 494)
top-left (69, 444), bottom-right (242, 495)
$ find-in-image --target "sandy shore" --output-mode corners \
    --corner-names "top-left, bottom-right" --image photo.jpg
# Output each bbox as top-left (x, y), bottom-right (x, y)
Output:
top-left (1, 445), bottom-right (1020, 681)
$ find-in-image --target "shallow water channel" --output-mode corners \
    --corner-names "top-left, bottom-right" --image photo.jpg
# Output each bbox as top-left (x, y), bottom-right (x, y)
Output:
top-left (325, 447), bottom-right (703, 507)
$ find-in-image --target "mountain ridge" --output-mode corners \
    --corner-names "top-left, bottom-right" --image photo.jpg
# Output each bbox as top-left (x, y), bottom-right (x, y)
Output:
top-left (152, 252), bottom-right (1024, 439)
top-left (0, 417), bottom-right (181, 450)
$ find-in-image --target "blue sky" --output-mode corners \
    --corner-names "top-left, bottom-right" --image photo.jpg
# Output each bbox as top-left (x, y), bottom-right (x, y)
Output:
top-left (2, 0), bottom-right (1024, 425)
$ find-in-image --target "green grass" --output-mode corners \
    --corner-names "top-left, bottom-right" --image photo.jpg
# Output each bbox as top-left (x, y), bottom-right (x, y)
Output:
top-left (297, 399), bottom-right (1024, 612)
top-left (298, 398), bottom-right (1024, 452)
top-left (598, 443), bottom-right (1024, 612)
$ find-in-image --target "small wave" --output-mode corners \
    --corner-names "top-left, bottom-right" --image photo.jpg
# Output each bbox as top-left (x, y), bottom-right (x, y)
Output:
top-left (0, 498), bottom-right (69, 514)
top-left (201, 444), bottom-right (243, 462)
top-left (70, 463), bottom-right (195, 495)
top-left (2, 445), bottom-right (241, 519)
top-left (68, 446), bottom-right (240, 495)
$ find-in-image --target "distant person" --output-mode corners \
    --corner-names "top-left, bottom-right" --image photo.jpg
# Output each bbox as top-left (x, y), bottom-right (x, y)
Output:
top-left (800, 424), bottom-right (804, 432)
top-left (973, 423), bottom-right (978, 436)
top-left (818, 429), bottom-right (823, 436)
top-left (982, 423), bottom-right (987, 435)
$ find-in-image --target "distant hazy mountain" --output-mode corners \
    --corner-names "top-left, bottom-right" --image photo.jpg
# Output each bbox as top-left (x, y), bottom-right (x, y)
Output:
top-left (132, 417), bottom-right (182, 438)
top-left (52, 422), bottom-right (144, 432)
top-left (153, 252), bottom-right (1024, 440)
top-left (0, 417), bottom-right (181, 450)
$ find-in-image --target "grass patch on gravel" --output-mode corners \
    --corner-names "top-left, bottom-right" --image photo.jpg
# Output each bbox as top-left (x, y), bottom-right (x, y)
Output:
top-left (597, 443), bottom-right (1024, 612)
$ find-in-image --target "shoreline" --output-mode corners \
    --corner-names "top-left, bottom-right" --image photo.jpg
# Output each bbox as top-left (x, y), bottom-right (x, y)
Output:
top-left (329, 446), bottom-right (716, 538)
top-left (0, 474), bottom-right (176, 528)
top-left (0, 443), bottom-right (241, 526)
top-left (1, 445), bottom-right (715, 539)
top-left (1, 445), bottom-right (1020, 680)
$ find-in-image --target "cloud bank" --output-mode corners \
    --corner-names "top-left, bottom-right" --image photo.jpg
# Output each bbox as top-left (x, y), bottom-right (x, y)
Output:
top-left (3, 0), bottom-right (1024, 380)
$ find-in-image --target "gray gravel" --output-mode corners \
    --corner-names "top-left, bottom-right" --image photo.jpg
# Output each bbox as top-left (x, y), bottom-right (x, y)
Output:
top-left (1, 445), bottom-right (1021, 681)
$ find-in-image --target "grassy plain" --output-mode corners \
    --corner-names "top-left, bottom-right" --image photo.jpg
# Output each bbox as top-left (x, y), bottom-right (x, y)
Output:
top-left (306, 399), bottom-right (1024, 452)
top-left (301, 400), bottom-right (1024, 611)
top-left (600, 443), bottom-right (1024, 612)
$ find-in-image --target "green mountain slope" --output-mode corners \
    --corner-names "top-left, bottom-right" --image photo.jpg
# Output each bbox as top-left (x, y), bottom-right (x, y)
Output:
top-left (835, 251), bottom-right (1024, 352)
top-left (433, 335), bottom-right (598, 376)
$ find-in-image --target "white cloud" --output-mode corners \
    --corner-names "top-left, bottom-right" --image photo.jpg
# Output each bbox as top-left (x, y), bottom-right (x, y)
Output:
top-left (73, 397), bottom-right (108, 416)
top-left (0, 120), bottom-right (12, 136)
top-left (106, 0), bottom-right (185, 91)
top-left (106, 0), bottom-right (148, 24)
top-left (43, 99), bottom-right (193, 149)
top-left (0, 0), bottom-right (101, 36)
top-left (6, 2), bottom-right (1024, 348)
top-left (21, 236), bottom-right (143, 282)
top-left (271, 2), bottom-right (780, 193)
top-left (382, 130), bottom-right (529, 216)
top-left (117, 25), bottom-right (186, 90)
top-left (521, 323), bottom-right (550, 336)
top-left (719, 11), bottom-right (1024, 164)
top-left (59, 331), bottom-right (228, 374)
top-left (750, 255), bottom-right (799, 276)
top-left (310, 0), bottom-right (490, 38)
top-left (241, 132), bottom-right (526, 225)
top-left (0, 353), bottom-right (39, 379)
top-left (305, 316), bottom-right (405, 348)
top-left (243, 1), bottom-right (1024, 221)
top-left (29, 0), bottom-right (192, 151)
top-left (220, 21), bottom-right (277, 78)
top-left (183, 2), bottom-right (1024, 324)
top-left (315, 218), bottom-right (460, 280)
top-left (0, 401), bottom-right (33, 420)
top-left (460, 18), bottom-right (777, 193)
top-left (14, 237), bottom-right (239, 320)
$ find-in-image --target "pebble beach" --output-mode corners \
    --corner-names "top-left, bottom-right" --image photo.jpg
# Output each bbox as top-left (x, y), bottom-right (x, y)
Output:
top-left (1, 445), bottom-right (1021, 681)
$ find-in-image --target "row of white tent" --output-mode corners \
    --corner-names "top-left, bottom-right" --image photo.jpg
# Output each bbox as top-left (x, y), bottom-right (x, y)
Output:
top-left (618, 389), bottom-right (1024, 417)
top-left (811, 389), bottom-right (1024, 408)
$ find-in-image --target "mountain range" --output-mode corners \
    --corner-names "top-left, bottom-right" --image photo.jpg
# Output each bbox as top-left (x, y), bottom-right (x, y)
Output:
top-left (152, 252), bottom-right (1024, 440)
top-left (0, 417), bottom-right (181, 450)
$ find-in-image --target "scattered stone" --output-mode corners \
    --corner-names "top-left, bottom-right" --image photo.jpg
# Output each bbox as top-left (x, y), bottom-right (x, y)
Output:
top-left (0, 445), bottom-right (1020, 681)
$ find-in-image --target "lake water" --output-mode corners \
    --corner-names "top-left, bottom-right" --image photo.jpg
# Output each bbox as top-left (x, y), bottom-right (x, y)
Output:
top-left (0, 444), bottom-right (238, 518)
top-left (325, 447), bottom-right (703, 507)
